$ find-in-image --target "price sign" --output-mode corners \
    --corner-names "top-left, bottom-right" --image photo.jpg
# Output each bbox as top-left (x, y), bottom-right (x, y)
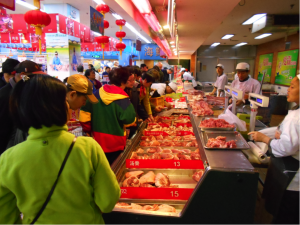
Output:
top-left (120, 187), bottom-right (194, 200)
top-left (144, 131), bottom-right (169, 136)
top-left (35, 56), bottom-right (46, 64)
top-left (176, 131), bottom-right (194, 136)
top-left (17, 56), bottom-right (27, 62)
top-left (126, 159), bottom-right (204, 169)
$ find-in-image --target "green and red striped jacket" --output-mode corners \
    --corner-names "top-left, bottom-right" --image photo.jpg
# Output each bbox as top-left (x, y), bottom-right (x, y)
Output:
top-left (80, 85), bottom-right (136, 153)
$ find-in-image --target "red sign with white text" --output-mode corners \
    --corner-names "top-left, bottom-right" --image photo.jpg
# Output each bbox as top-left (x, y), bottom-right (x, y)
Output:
top-left (74, 21), bottom-right (80, 38)
top-left (1, 33), bottom-right (10, 43)
top-left (11, 14), bottom-right (27, 33)
top-left (120, 187), bottom-right (194, 200)
top-left (84, 26), bottom-right (90, 42)
top-left (126, 159), bottom-right (204, 169)
top-left (59, 14), bottom-right (67, 34)
top-left (143, 131), bottom-right (169, 136)
top-left (43, 14), bottom-right (57, 33)
top-left (10, 33), bottom-right (20, 43)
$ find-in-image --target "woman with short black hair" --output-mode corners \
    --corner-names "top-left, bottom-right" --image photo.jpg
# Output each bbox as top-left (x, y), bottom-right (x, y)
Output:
top-left (0, 74), bottom-right (120, 224)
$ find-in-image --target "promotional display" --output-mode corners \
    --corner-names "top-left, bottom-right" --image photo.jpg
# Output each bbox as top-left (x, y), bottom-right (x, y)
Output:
top-left (90, 6), bottom-right (104, 35)
top-left (275, 49), bottom-right (299, 86)
top-left (46, 33), bottom-right (70, 80)
top-left (257, 53), bottom-right (273, 83)
top-left (69, 42), bottom-right (81, 75)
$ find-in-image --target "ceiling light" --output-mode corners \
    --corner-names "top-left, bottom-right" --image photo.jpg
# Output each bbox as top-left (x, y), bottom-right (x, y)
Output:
top-left (112, 13), bottom-right (123, 20)
top-left (163, 25), bottom-right (169, 29)
top-left (143, 12), bottom-right (162, 32)
top-left (235, 42), bottom-right (248, 47)
top-left (221, 34), bottom-right (234, 39)
top-left (16, 0), bottom-right (37, 9)
top-left (211, 43), bottom-right (220, 47)
top-left (93, 0), bottom-right (105, 4)
top-left (170, 41), bottom-right (174, 44)
top-left (132, 0), bottom-right (152, 14)
top-left (126, 23), bottom-right (151, 43)
top-left (255, 33), bottom-right (272, 39)
top-left (171, 45), bottom-right (175, 48)
top-left (242, 13), bottom-right (266, 25)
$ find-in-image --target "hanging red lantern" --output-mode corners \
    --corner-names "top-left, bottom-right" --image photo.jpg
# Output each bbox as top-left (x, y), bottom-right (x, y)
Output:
top-left (104, 20), bottom-right (109, 29)
top-left (116, 42), bottom-right (126, 59)
top-left (95, 36), bottom-right (110, 59)
top-left (96, 4), bottom-right (110, 18)
top-left (115, 19), bottom-right (126, 30)
top-left (24, 10), bottom-right (51, 55)
top-left (116, 31), bottom-right (126, 42)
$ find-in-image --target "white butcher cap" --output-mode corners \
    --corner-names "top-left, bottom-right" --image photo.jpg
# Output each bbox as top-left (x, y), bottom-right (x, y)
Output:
top-left (168, 82), bottom-right (178, 92)
top-left (236, 62), bottom-right (250, 71)
top-left (215, 64), bottom-right (224, 69)
top-left (180, 68), bottom-right (186, 72)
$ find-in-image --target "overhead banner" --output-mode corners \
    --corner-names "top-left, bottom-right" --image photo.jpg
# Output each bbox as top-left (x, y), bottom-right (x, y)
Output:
top-left (0, 0), bottom-right (15, 10)
top-left (257, 53), bottom-right (273, 83)
top-left (90, 6), bottom-right (104, 35)
top-left (11, 14), bottom-right (27, 33)
top-left (43, 14), bottom-right (57, 33)
top-left (67, 4), bottom-right (80, 22)
top-left (275, 49), bottom-right (299, 86)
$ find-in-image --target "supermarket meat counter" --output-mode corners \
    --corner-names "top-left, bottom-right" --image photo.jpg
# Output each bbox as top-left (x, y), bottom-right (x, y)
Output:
top-left (104, 107), bottom-right (258, 224)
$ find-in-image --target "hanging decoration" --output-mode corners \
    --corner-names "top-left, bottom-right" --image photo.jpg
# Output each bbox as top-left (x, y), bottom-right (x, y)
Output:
top-left (115, 19), bottom-right (126, 59)
top-left (96, 4), bottom-right (110, 18)
top-left (24, 10), bottom-right (51, 55)
top-left (103, 20), bottom-right (109, 29)
top-left (95, 36), bottom-right (109, 59)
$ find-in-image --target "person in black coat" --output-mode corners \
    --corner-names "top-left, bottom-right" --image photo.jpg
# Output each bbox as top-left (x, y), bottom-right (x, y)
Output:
top-left (0, 58), bottom-right (20, 89)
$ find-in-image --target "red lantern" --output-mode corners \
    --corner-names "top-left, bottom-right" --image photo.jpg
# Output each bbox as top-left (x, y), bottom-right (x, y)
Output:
top-left (104, 20), bottom-right (109, 29)
top-left (116, 19), bottom-right (126, 30)
top-left (96, 4), bottom-right (110, 18)
top-left (24, 10), bottom-right (51, 54)
top-left (116, 31), bottom-right (126, 42)
top-left (116, 42), bottom-right (126, 59)
top-left (95, 36), bottom-right (110, 59)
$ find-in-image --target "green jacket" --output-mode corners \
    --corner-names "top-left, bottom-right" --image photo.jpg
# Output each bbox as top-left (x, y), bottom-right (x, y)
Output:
top-left (0, 125), bottom-right (120, 224)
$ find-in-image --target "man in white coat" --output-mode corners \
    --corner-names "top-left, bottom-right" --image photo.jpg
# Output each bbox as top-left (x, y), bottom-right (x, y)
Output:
top-left (209, 64), bottom-right (228, 97)
top-left (229, 62), bottom-right (261, 106)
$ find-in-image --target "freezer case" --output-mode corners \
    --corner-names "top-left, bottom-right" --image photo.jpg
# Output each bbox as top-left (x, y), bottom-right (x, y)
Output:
top-left (104, 108), bottom-right (258, 224)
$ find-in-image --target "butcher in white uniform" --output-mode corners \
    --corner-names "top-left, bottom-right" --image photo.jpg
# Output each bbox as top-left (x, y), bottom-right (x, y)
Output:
top-left (209, 64), bottom-right (228, 97)
top-left (182, 71), bottom-right (197, 88)
top-left (229, 62), bottom-right (261, 107)
top-left (248, 75), bottom-right (299, 224)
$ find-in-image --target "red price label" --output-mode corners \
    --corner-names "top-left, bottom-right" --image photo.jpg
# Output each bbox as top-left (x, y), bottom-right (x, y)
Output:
top-left (175, 123), bottom-right (192, 127)
top-left (144, 131), bottom-right (169, 136)
top-left (176, 131), bottom-right (194, 136)
top-left (126, 159), bottom-right (204, 169)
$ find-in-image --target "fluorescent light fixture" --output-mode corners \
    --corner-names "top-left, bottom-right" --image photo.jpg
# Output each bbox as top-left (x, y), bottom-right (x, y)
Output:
top-left (211, 42), bottom-right (220, 47)
top-left (16, 0), bottom-right (37, 9)
top-left (132, 0), bottom-right (152, 14)
top-left (221, 34), bottom-right (234, 39)
top-left (170, 41), bottom-right (174, 44)
top-left (171, 45), bottom-right (175, 48)
top-left (143, 12), bottom-right (162, 32)
top-left (112, 13), bottom-right (123, 20)
top-left (235, 42), bottom-right (248, 47)
top-left (163, 25), bottom-right (169, 29)
top-left (242, 13), bottom-right (266, 25)
top-left (255, 33), bottom-right (272, 39)
top-left (93, 0), bottom-right (105, 4)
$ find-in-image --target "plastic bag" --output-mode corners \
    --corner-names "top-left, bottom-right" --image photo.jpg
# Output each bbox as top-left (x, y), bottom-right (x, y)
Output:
top-left (257, 127), bottom-right (277, 139)
top-left (218, 108), bottom-right (247, 131)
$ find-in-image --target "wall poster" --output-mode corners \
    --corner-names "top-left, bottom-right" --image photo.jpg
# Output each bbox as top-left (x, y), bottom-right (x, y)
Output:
top-left (257, 53), bottom-right (273, 83)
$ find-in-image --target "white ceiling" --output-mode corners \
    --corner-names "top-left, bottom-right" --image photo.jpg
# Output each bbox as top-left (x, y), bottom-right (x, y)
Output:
top-left (201, 0), bottom-right (299, 46)
top-left (5, 0), bottom-right (153, 43)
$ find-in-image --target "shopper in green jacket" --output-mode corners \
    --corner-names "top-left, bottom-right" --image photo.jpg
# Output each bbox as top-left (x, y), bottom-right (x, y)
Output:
top-left (0, 74), bottom-right (120, 224)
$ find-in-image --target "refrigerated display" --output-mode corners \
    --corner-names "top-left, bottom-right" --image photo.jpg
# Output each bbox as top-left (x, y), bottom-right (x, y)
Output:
top-left (104, 99), bottom-right (258, 224)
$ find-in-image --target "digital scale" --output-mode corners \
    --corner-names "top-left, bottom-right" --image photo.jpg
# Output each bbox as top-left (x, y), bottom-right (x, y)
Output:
top-left (224, 85), bottom-right (231, 112)
top-left (248, 93), bottom-right (269, 140)
top-left (230, 87), bottom-right (243, 115)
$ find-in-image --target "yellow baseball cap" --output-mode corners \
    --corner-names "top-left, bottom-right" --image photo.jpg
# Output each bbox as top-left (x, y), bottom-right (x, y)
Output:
top-left (67, 74), bottom-right (98, 103)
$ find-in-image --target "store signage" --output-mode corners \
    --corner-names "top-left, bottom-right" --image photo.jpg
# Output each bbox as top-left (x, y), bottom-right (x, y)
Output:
top-left (0, 0), bottom-right (15, 11)
top-left (120, 187), bottom-right (194, 200)
top-left (17, 56), bottom-right (27, 62)
top-left (10, 34), bottom-right (20, 44)
top-left (257, 53), bottom-right (273, 83)
top-left (74, 21), bottom-right (80, 38)
top-left (67, 4), bottom-right (80, 22)
top-left (90, 6), bottom-right (104, 35)
top-left (59, 14), bottom-right (67, 34)
top-left (126, 159), bottom-right (204, 169)
top-left (0, 33), bottom-right (10, 43)
top-left (136, 40), bottom-right (141, 51)
top-left (35, 56), bottom-right (46, 64)
top-left (275, 49), bottom-right (299, 86)
top-left (11, 14), bottom-right (27, 33)
top-left (43, 14), bottom-right (58, 33)
top-left (0, 55), bottom-right (7, 63)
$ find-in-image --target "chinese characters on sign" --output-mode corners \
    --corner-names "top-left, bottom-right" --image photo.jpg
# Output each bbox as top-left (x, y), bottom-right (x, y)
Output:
top-left (145, 47), bottom-right (153, 57)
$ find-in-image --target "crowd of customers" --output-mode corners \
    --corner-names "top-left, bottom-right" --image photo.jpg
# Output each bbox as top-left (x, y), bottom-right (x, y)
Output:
top-left (0, 59), bottom-right (176, 223)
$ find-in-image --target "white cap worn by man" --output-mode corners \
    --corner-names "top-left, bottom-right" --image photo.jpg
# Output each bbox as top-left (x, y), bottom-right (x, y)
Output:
top-left (209, 64), bottom-right (228, 97)
top-left (229, 62), bottom-right (261, 107)
top-left (234, 63), bottom-right (252, 80)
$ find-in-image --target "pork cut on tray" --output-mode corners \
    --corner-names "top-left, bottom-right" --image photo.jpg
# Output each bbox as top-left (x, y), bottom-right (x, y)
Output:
top-left (206, 136), bottom-right (237, 148)
top-left (199, 118), bottom-right (235, 128)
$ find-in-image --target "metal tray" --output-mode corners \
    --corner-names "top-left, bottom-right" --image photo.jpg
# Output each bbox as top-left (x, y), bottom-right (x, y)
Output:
top-left (201, 131), bottom-right (250, 150)
top-left (199, 117), bottom-right (236, 131)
